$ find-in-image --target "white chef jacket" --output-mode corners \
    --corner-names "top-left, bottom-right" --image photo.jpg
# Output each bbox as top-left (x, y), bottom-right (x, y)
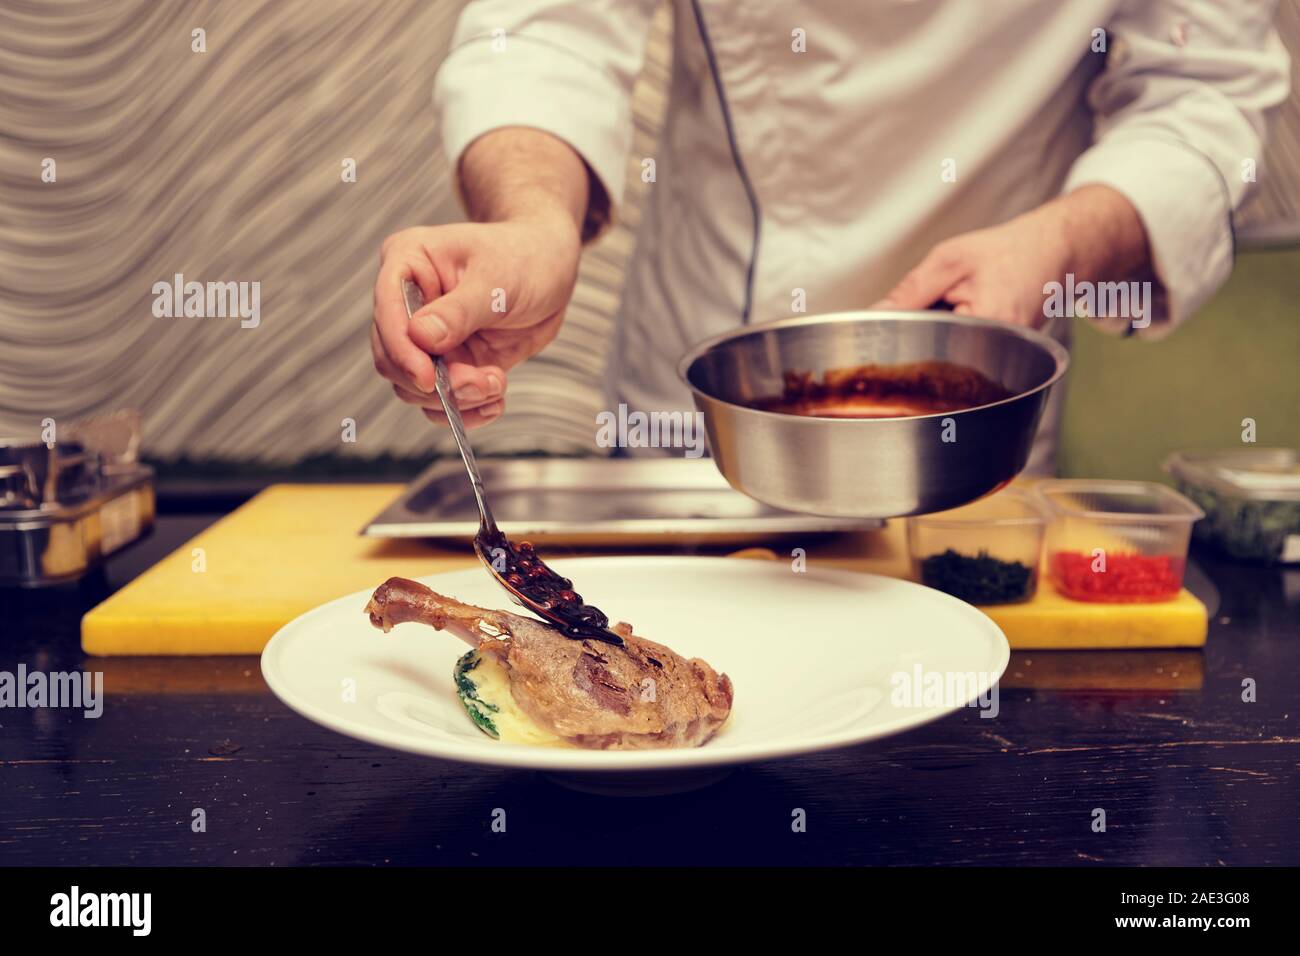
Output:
top-left (434, 0), bottom-right (1289, 473)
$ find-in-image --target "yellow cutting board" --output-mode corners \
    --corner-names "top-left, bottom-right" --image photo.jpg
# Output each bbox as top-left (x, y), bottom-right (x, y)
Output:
top-left (82, 485), bottom-right (464, 656)
top-left (81, 482), bottom-right (1207, 655)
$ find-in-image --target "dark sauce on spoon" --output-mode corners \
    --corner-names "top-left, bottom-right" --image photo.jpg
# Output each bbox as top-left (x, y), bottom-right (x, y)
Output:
top-left (750, 360), bottom-right (1012, 418)
top-left (477, 530), bottom-right (623, 645)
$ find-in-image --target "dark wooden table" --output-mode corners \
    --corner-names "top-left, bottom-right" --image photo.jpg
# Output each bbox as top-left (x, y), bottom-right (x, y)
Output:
top-left (2, 511), bottom-right (1297, 867)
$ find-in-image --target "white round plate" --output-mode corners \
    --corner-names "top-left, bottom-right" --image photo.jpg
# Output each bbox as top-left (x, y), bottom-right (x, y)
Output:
top-left (261, 557), bottom-right (1009, 776)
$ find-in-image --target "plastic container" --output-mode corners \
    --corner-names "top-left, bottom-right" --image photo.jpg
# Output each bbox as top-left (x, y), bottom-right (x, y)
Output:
top-left (1035, 479), bottom-right (1203, 603)
top-left (1164, 448), bottom-right (1300, 564)
top-left (907, 489), bottom-right (1044, 604)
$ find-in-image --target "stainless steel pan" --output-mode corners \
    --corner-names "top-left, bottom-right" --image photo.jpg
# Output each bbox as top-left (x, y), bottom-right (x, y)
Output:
top-left (679, 310), bottom-right (1069, 518)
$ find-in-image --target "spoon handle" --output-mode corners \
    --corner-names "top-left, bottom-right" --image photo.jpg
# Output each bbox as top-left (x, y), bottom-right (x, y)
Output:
top-left (401, 280), bottom-right (498, 534)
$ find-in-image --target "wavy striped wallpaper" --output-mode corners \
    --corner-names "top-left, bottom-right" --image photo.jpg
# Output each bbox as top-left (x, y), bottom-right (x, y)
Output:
top-left (0, 0), bottom-right (670, 463)
top-left (0, 1), bottom-right (1294, 464)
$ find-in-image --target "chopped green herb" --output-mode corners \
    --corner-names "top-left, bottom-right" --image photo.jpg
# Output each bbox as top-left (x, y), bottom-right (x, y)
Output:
top-left (920, 549), bottom-right (1034, 604)
top-left (1176, 481), bottom-right (1300, 563)
top-left (454, 650), bottom-right (500, 739)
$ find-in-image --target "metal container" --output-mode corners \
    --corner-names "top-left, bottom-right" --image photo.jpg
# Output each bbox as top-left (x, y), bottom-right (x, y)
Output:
top-left (363, 457), bottom-right (882, 545)
top-left (679, 310), bottom-right (1069, 518)
top-left (0, 412), bottom-right (155, 587)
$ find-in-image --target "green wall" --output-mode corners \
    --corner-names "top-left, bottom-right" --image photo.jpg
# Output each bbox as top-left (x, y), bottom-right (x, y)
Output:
top-left (1060, 245), bottom-right (1300, 482)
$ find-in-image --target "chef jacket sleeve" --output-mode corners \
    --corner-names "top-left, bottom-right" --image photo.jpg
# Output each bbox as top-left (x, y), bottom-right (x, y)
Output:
top-left (434, 0), bottom-right (660, 241)
top-left (1062, 0), bottom-right (1290, 336)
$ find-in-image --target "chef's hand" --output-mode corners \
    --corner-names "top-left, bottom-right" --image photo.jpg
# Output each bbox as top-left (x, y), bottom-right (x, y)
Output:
top-left (372, 216), bottom-right (580, 427)
top-left (872, 185), bottom-right (1151, 328)
top-left (371, 128), bottom-right (589, 427)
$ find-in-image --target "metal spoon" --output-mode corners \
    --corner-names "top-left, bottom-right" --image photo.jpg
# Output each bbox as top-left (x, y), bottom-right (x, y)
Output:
top-left (400, 280), bottom-right (624, 645)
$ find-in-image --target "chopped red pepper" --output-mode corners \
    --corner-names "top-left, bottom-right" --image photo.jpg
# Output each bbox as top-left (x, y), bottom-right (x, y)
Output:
top-left (1049, 550), bottom-right (1183, 603)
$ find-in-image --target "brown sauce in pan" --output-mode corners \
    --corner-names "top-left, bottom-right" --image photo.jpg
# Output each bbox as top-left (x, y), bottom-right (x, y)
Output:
top-left (748, 361), bottom-right (1012, 418)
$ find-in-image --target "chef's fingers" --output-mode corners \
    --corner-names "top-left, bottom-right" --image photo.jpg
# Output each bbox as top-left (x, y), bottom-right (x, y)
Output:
top-left (872, 247), bottom-right (968, 311)
top-left (422, 401), bottom-right (504, 429)
top-left (392, 382), bottom-right (499, 413)
top-left (407, 272), bottom-right (499, 356)
top-left (390, 362), bottom-right (506, 411)
top-left (393, 386), bottom-right (505, 428)
top-left (370, 325), bottom-right (400, 379)
top-left (370, 324), bottom-right (425, 396)
top-left (373, 251), bottom-right (442, 394)
top-left (445, 359), bottom-right (506, 406)
top-left (942, 278), bottom-right (1031, 325)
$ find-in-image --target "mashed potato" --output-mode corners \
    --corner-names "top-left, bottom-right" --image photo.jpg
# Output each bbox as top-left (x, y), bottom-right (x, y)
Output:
top-left (454, 649), bottom-right (574, 747)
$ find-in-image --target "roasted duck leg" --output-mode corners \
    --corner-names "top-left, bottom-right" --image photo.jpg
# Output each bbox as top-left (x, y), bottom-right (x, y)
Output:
top-left (365, 577), bottom-right (734, 750)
